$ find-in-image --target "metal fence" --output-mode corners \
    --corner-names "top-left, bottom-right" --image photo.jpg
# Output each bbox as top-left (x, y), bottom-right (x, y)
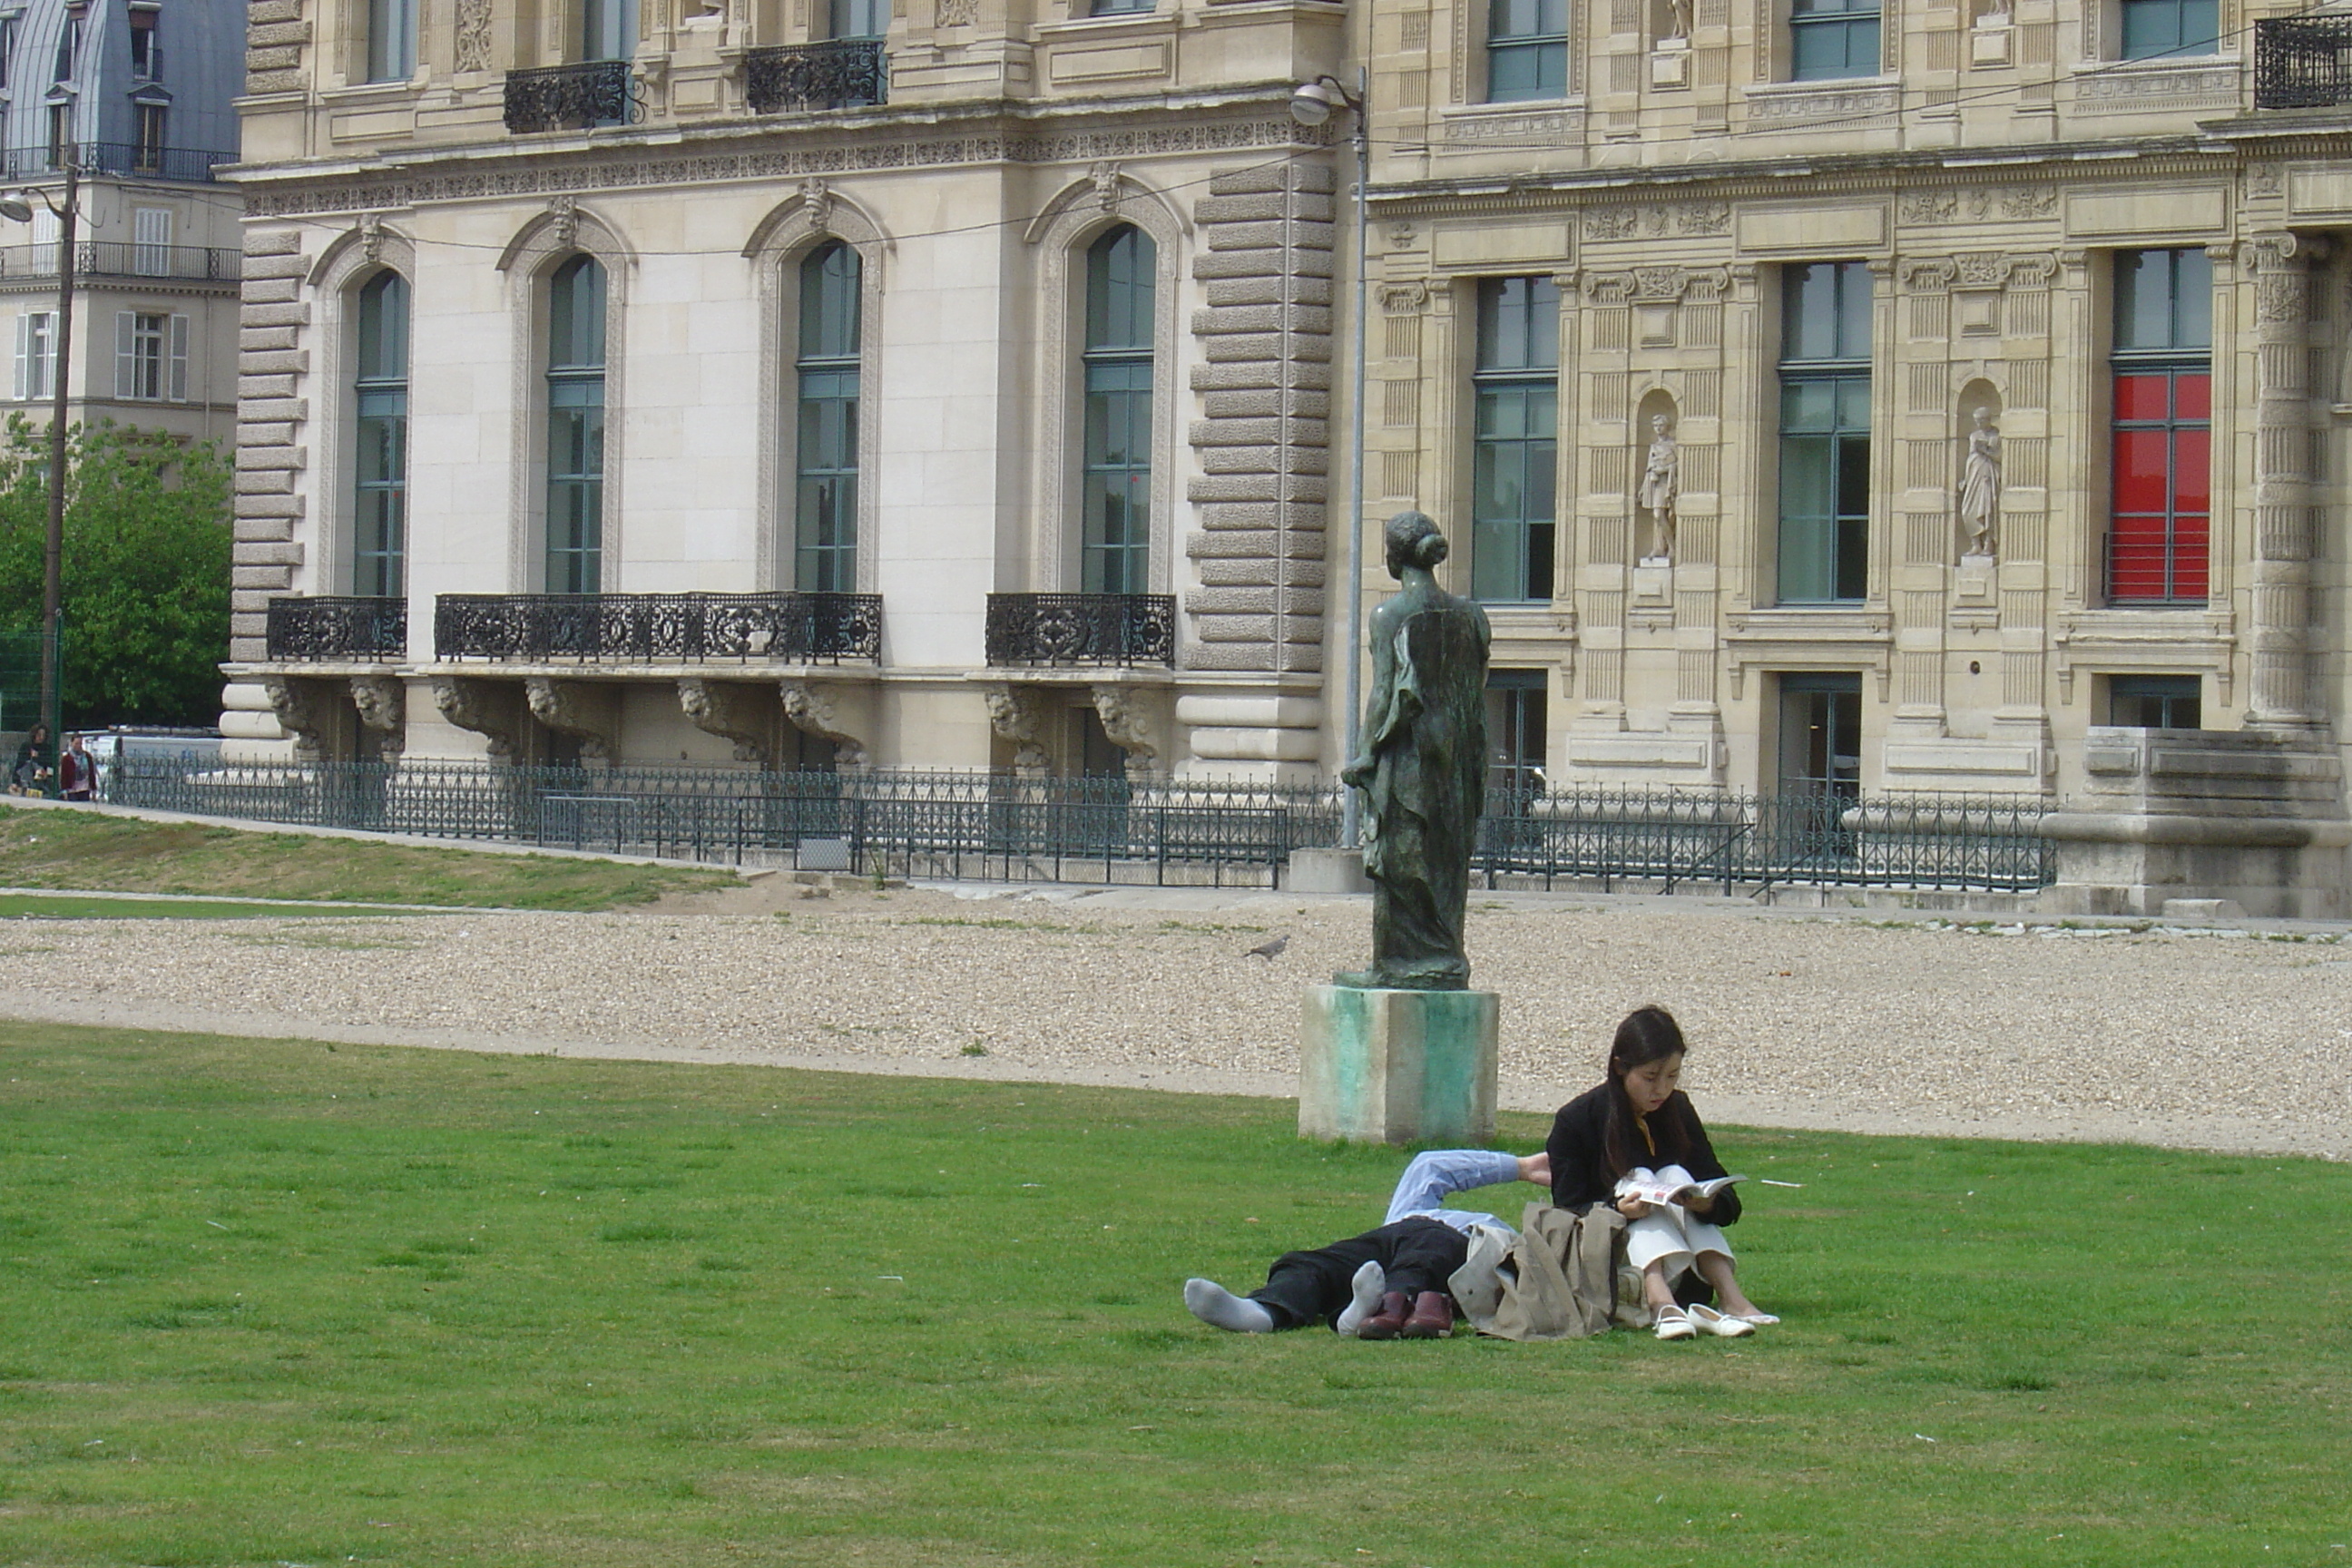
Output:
top-left (93, 757), bottom-right (2055, 893)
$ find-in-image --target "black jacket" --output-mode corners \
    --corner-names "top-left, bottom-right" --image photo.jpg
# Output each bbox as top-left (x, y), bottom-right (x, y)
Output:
top-left (1544, 1082), bottom-right (1742, 1229)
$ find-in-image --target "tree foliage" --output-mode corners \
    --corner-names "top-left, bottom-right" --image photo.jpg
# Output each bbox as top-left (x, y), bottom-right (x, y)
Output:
top-left (0, 416), bottom-right (232, 729)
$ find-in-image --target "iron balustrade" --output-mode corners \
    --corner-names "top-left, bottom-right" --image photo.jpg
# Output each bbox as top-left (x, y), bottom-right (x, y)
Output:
top-left (503, 60), bottom-right (641, 132)
top-left (744, 41), bottom-right (888, 112)
top-left (2256, 15), bottom-right (2352, 108)
top-left (0, 241), bottom-right (239, 281)
top-left (985, 593), bottom-right (1176, 668)
top-left (434, 592), bottom-right (882, 663)
top-left (266, 597), bottom-right (409, 662)
top-left (0, 143), bottom-right (236, 182)
top-left (95, 757), bottom-right (2055, 893)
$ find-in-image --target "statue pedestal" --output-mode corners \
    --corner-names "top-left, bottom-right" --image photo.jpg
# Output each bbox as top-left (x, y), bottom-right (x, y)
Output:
top-left (1299, 985), bottom-right (1499, 1145)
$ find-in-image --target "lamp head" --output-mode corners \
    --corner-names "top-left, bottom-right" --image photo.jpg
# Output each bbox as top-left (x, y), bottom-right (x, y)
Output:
top-left (0, 197), bottom-right (33, 223)
top-left (1288, 78), bottom-right (1341, 127)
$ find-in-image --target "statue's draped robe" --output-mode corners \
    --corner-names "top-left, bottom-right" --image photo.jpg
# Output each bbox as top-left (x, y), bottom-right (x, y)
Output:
top-left (1358, 600), bottom-right (1488, 988)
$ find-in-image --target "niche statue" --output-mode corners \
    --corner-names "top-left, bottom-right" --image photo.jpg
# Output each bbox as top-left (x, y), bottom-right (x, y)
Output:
top-left (1338, 511), bottom-right (1493, 991)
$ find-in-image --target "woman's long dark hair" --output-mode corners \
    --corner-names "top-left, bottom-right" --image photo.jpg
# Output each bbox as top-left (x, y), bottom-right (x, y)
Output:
top-left (1602, 1004), bottom-right (1697, 1176)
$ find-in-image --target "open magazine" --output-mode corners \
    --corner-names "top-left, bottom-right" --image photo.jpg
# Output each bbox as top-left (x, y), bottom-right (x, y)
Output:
top-left (1615, 1164), bottom-right (1745, 1210)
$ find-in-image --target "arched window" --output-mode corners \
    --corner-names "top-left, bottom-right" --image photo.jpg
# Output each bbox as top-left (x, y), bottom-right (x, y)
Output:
top-left (1082, 225), bottom-right (1154, 595)
top-left (794, 242), bottom-right (861, 593)
top-left (546, 254), bottom-right (608, 594)
top-left (353, 270), bottom-right (410, 598)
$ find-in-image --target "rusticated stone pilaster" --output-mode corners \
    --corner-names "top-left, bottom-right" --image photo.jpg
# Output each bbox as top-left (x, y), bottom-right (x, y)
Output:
top-left (232, 228), bottom-right (311, 662)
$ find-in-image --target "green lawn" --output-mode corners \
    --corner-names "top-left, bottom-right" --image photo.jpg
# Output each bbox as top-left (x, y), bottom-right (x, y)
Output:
top-left (0, 806), bottom-right (736, 910)
top-left (0, 1021), bottom-right (2344, 1566)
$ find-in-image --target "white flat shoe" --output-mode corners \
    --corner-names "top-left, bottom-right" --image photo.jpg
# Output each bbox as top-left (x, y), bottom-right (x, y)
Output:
top-left (1728, 1310), bottom-right (1779, 1327)
top-left (1686, 1303), bottom-right (1754, 1338)
top-left (1652, 1305), bottom-right (1698, 1341)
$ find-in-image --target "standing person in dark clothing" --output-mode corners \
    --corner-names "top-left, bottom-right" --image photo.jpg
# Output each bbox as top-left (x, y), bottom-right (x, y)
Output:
top-left (1546, 1005), bottom-right (1776, 1339)
top-left (9, 722), bottom-right (52, 795)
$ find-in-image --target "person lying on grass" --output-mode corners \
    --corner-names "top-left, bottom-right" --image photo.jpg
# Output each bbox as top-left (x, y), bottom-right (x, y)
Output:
top-left (1546, 1004), bottom-right (1776, 1341)
top-left (1182, 1147), bottom-right (1551, 1339)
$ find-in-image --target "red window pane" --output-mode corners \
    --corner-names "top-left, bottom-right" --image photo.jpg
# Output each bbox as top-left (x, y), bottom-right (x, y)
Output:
top-left (2112, 429), bottom-right (2172, 514)
top-left (2108, 538), bottom-right (2169, 601)
top-left (2171, 427), bottom-right (2210, 512)
top-left (2171, 524), bottom-right (2210, 601)
top-left (2172, 372), bottom-right (2211, 421)
top-left (2113, 374), bottom-right (2172, 421)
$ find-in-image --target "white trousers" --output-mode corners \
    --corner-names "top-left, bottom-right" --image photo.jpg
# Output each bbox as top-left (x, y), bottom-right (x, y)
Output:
top-left (1623, 1208), bottom-right (1734, 1285)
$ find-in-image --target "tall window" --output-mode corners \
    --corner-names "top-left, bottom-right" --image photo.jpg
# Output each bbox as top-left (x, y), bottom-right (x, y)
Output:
top-left (2108, 248), bottom-right (2210, 604)
top-left (795, 242), bottom-right (860, 593)
top-left (14, 311), bottom-right (54, 400)
top-left (53, 7), bottom-right (79, 81)
top-left (355, 271), bottom-right (410, 600)
top-left (45, 103), bottom-right (70, 168)
top-left (113, 310), bottom-right (187, 400)
top-left (128, 7), bottom-right (157, 78)
top-left (1485, 669), bottom-right (1548, 800)
top-left (1471, 276), bottom-right (1558, 603)
top-left (829, 0), bottom-right (886, 37)
top-left (1778, 260), bottom-right (1871, 603)
top-left (2121, 0), bottom-right (2217, 59)
top-left (368, 0), bottom-right (418, 80)
top-left (0, 16), bottom-right (17, 89)
top-left (1081, 225), bottom-right (1154, 596)
top-left (545, 255), bottom-right (608, 595)
top-left (1790, 0), bottom-right (1880, 79)
top-left (132, 207), bottom-right (172, 276)
top-left (132, 103), bottom-right (165, 173)
top-left (1487, 0), bottom-right (1567, 101)
top-left (582, 0), bottom-right (635, 59)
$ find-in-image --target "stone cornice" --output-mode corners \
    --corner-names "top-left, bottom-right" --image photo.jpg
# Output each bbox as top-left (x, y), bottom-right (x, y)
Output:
top-left (1370, 133), bottom-right (2278, 213)
top-left (234, 91), bottom-right (1332, 218)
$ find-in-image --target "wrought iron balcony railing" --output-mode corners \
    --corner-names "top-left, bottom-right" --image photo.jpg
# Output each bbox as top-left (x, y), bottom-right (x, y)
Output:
top-left (985, 593), bottom-right (1176, 668)
top-left (744, 41), bottom-right (887, 113)
top-left (2256, 15), bottom-right (2352, 108)
top-left (267, 596), bottom-right (409, 662)
top-left (0, 241), bottom-right (239, 282)
top-left (503, 60), bottom-right (641, 133)
top-left (435, 592), bottom-right (882, 663)
top-left (0, 142), bottom-right (236, 182)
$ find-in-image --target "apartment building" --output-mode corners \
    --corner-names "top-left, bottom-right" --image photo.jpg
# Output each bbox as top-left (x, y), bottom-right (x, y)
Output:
top-left (0, 0), bottom-right (242, 446)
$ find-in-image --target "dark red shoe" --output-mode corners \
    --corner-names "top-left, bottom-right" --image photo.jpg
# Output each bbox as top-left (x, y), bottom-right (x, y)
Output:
top-left (1357, 1291), bottom-right (1411, 1339)
top-left (1400, 1290), bottom-right (1454, 1338)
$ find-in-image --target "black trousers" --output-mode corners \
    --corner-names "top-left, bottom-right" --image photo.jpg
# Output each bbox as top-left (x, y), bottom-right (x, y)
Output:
top-left (1247, 1217), bottom-right (1471, 1331)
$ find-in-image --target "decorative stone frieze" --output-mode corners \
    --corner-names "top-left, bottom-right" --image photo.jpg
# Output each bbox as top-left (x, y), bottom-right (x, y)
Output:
top-left (679, 678), bottom-right (775, 766)
top-left (430, 677), bottom-right (524, 762)
top-left (779, 681), bottom-right (871, 769)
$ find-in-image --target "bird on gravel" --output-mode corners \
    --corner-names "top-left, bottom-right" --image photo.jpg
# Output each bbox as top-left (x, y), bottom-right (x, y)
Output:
top-left (1244, 934), bottom-right (1289, 961)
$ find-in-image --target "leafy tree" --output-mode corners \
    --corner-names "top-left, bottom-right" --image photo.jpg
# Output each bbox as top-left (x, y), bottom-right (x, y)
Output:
top-left (0, 416), bottom-right (232, 729)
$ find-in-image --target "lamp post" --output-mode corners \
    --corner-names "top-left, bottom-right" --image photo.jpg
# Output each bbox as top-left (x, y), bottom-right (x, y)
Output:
top-left (1, 153), bottom-right (80, 794)
top-left (1289, 70), bottom-right (1369, 848)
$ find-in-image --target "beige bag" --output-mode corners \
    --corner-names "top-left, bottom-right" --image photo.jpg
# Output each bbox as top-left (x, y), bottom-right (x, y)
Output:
top-left (1456, 1201), bottom-right (1625, 1342)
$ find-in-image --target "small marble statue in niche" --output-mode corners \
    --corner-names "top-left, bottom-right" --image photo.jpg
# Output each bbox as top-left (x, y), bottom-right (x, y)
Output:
top-left (1637, 412), bottom-right (1680, 565)
top-left (1958, 406), bottom-right (2002, 560)
top-left (1661, 0), bottom-right (1693, 41)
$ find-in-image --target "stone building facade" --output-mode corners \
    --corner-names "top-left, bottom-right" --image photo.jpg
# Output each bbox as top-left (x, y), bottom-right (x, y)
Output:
top-left (1355, 0), bottom-right (2352, 823)
top-left (0, 0), bottom-right (244, 447)
top-left (220, 0), bottom-right (1350, 779)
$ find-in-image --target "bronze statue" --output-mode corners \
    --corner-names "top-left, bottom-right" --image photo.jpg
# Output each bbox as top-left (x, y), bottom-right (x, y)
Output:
top-left (1338, 511), bottom-right (1493, 990)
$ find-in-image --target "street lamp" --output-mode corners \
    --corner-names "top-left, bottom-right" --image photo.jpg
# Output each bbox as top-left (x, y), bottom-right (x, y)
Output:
top-left (1289, 72), bottom-right (1369, 848)
top-left (0, 152), bottom-right (80, 794)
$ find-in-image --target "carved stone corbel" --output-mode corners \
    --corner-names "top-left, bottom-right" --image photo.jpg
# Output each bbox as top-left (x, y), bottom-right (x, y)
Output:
top-left (679, 678), bottom-right (773, 766)
top-left (525, 677), bottom-right (617, 763)
top-left (982, 682), bottom-right (1051, 777)
top-left (349, 675), bottom-right (407, 759)
top-left (261, 676), bottom-right (330, 762)
top-left (1089, 683), bottom-right (1171, 780)
top-left (429, 676), bottom-right (524, 761)
top-left (780, 680), bottom-right (871, 769)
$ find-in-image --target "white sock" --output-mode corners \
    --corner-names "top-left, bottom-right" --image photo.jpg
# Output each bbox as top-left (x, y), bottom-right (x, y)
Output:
top-left (1333, 1260), bottom-right (1387, 1338)
top-left (1184, 1278), bottom-right (1275, 1333)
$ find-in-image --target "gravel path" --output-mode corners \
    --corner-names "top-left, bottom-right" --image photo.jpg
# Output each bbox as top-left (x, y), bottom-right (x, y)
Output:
top-left (4, 882), bottom-right (2347, 1160)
